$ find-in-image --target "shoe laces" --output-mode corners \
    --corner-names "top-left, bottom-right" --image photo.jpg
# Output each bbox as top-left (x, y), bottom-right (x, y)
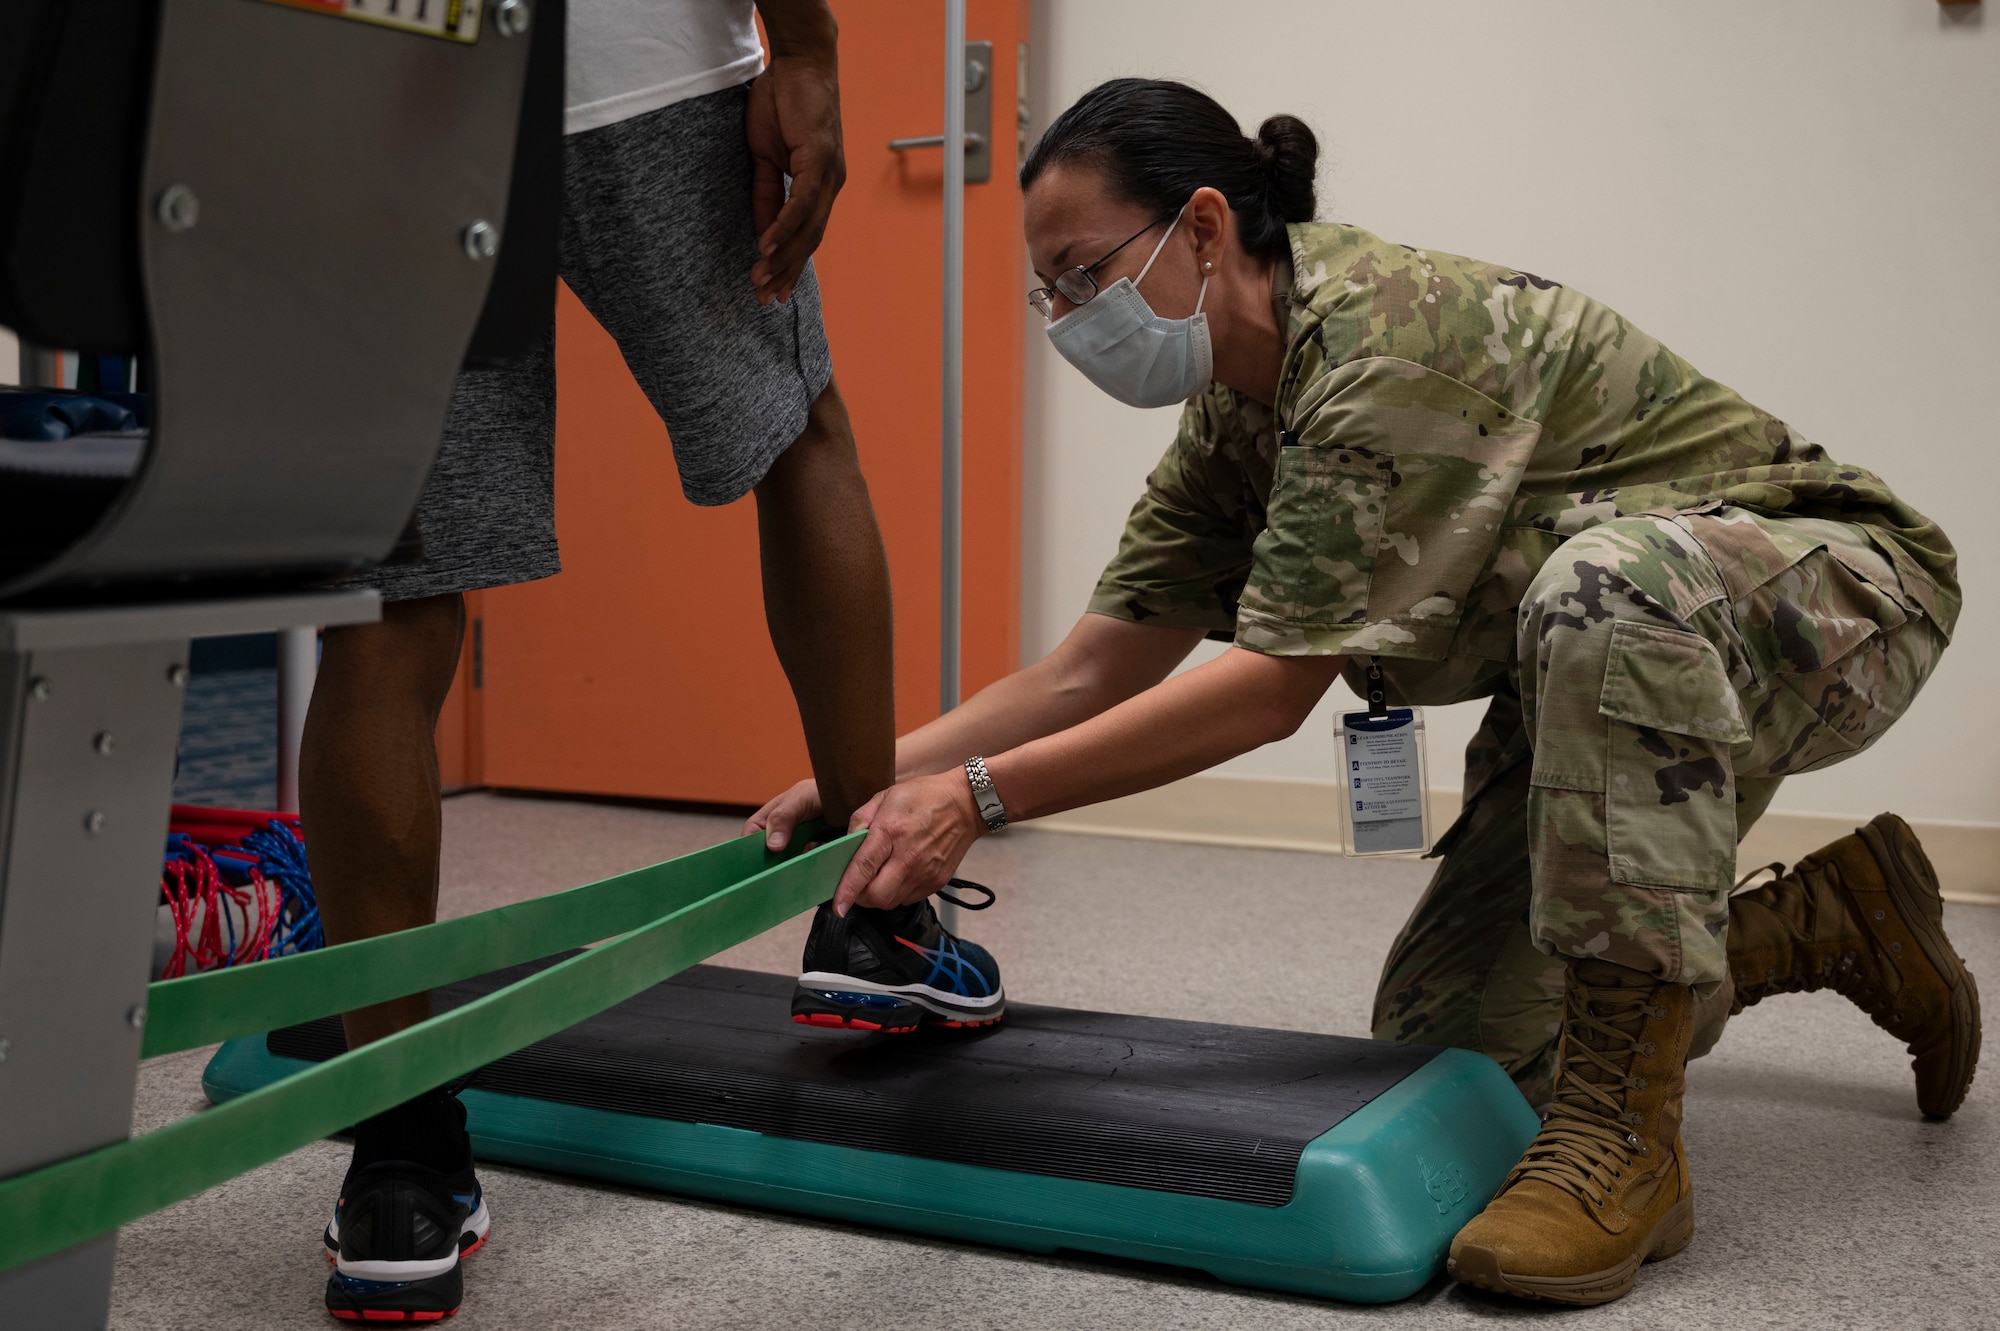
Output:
top-left (1509, 984), bottom-right (1660, 1210)
top-left (936, 878), bottom-right (996, 911)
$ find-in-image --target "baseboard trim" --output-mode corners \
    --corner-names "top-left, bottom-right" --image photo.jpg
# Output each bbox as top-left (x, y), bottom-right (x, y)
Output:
top-left (1029, 774), bottom-right (2000, 906)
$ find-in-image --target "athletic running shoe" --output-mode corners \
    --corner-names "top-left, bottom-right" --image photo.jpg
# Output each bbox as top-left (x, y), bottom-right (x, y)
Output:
top-left (793, 881), bottom-right (1004, 1031)
top-left (323, 1091), bottom-right (489, 1321)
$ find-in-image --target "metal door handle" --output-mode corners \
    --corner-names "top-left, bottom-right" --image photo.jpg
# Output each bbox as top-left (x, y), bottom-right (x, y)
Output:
top-left (888, 133), bottom-right (989, 152)
top-left (887, 41), bottom-right (992, 183)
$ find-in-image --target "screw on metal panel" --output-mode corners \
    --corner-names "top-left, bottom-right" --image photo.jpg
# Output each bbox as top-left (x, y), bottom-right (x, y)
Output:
top-left (167, 663), bottom-right (190, 687)
top-left (965, 56), bottom-right (988, 93)
top-left (93, 731), bottom-right (116, 756)
top-left (493, 0), bottom-right (531, 36)
top-left (83, 810), bottom-right (106, 834)
top-left (156, 184), bottom-right (200, 233)
top-left (127, 1005), bottom-right (147, 1031)
top-left (28, 676), bottom-right (51, 701)
top-left (462, 219), bottom-right (499, 261)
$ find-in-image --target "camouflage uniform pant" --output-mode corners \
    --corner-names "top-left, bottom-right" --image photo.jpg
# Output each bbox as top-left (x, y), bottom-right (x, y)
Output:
top-left (1371, 509), bottom-right (1946, 1106)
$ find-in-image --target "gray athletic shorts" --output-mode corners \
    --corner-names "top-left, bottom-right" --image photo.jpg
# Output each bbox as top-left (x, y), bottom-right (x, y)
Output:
top-left (354, 82), bottom-right (834, 602)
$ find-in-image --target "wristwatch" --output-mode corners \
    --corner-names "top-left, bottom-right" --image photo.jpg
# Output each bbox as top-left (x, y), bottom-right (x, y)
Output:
top-left (964, 756), bottom-right (1008, 832)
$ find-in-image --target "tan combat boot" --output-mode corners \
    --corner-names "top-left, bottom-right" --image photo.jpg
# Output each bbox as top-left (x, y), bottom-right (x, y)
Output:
top-left (1447, 959), bottom-right (1696, 1305)
top-left (1729, 812), bottom-right (1981, 1118)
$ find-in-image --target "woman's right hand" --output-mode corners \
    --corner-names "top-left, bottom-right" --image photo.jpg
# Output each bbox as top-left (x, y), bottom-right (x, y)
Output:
top-left (744, 778), bottom-right (824, 851)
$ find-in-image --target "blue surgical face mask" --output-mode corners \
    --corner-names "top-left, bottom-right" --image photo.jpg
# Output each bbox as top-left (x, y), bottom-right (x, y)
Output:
top-left (1045, 210), bottom-right (1211, 408)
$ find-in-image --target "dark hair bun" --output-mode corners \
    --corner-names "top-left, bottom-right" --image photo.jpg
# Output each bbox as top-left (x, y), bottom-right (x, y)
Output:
top-left (1021, 79), bottom-right (1320, 261)
top-left (1254, 114), bottom-right (1318, 224)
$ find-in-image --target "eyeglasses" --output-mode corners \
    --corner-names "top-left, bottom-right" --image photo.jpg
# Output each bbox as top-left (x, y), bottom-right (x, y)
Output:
top-left (1028, 214), bottom-right (1175, 319)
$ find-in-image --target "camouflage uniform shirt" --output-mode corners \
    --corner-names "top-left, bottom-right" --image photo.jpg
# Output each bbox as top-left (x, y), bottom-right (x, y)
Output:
top-left (1089, 223), bottom-right (1958, 696)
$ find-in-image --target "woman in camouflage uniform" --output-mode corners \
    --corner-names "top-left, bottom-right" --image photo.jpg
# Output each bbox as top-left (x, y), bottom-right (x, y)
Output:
top-left (748, 78), bottom-right (1980, 1305)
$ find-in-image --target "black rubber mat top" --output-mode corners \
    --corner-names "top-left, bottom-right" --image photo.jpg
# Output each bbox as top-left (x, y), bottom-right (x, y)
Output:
top-left (272, 962), bottom-right (1439, 1207)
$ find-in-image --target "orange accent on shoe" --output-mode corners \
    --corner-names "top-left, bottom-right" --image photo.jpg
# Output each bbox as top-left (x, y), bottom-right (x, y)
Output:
top-left (795, 1012), bottom-right (881, 1030)
top-left (793, 1011), bottom-right (922, 1033)
top-left (336, 1311), bottom-right (456, 1323)
top-left (459, 1231), bottom-right (486, 1257)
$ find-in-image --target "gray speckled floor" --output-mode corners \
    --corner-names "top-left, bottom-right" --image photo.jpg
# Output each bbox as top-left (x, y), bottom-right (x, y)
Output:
top-left (113, 793), bottom-right (1999, 1329)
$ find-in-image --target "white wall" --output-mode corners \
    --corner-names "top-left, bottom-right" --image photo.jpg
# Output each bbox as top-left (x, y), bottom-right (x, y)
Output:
top-left (1020, 0), bottom-right (2000, 824)
top-left (0, 326), bottom-right (17, 386)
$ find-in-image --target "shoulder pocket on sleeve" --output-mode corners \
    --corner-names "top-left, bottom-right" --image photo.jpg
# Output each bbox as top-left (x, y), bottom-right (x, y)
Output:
top-left (1285, 357), bottom-right (1541, 658)
top-left (1240, 444), bottom-right (1393, 630)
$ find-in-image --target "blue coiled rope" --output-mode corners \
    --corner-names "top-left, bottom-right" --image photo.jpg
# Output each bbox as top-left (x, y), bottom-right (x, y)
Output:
top-left (240, 821), bottom-right (322, 955)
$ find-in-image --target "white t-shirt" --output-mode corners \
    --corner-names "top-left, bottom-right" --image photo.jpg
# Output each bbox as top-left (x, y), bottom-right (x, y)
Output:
top-left (565, 0), bottom-right (763, 136)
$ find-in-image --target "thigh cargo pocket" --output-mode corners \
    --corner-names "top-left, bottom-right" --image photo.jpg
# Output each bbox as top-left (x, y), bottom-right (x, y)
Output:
top-left (1744, 543), bottom-right (1929, 776)
top-left (1598, 620), bottom-right (1748, 893)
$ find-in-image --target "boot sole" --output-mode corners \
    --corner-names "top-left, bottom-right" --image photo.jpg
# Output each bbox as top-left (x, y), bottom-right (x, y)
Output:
top-left (1449, 1194), bottom-right (1694, 1307)
top-left (1861, 814), bottom-right (1982, 1119)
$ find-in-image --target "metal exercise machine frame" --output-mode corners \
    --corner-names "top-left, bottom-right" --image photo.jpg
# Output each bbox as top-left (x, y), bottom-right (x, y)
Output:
top-left (0, 1), bottom-right (540, 1324)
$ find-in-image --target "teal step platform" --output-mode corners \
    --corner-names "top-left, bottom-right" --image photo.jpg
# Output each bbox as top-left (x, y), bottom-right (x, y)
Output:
top-left (204, 963), bottom-right (1536, 1302)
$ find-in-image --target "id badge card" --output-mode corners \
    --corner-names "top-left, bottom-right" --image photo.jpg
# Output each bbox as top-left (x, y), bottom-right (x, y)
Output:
top-left (1335, 707), bottom-right (1431, 856)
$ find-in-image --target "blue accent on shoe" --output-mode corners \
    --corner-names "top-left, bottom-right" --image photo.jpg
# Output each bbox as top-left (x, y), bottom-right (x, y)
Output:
top-left (898, 931), bottom-right (1001, 999)
top-left (796, 894), bottom-right (1006, 1025)
top-left (812, 990), bottom-right (915, 1011)
top-left (330, 1272), bottom-right (423, 1294)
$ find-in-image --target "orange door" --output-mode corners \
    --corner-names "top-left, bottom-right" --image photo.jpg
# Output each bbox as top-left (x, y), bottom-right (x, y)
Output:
top-left (441, 2), bottom-right (1027, 806)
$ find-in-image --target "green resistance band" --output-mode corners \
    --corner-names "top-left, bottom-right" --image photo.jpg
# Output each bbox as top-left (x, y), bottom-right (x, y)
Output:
top-left (0, 831), bottom-right (858, 1274)
top-left (143, 825), bottom-right (824, 1058)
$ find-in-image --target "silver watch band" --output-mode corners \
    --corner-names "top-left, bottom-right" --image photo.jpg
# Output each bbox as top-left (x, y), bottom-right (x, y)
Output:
top-left (964, 756), bottom-right (1008, 832)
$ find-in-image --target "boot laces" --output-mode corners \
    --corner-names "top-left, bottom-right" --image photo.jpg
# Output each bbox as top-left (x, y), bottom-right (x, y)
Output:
top-left (1509, 985), bottom-right (1658, 1209)
top-left (1780, 858), bottom-right (1900, 1020)
top-left (1732, 861), bottom-right (1786, 892)
top-left (1731, 856), bottom-right (1886, 1014)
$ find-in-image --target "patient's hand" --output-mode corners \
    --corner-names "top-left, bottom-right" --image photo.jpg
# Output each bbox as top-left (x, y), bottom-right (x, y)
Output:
top-left (745, 778), bottom-right (824, 851)
top-left (745, 42), bottom-right (843, 305)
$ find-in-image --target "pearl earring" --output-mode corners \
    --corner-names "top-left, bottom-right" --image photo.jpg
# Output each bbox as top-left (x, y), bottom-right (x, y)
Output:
top-left (1203, 261), bottom-right (1213, 272)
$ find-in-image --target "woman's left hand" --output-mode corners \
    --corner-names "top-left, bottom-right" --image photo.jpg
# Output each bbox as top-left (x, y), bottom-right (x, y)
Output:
top-left (831, 770), bottom-right (984, 915)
